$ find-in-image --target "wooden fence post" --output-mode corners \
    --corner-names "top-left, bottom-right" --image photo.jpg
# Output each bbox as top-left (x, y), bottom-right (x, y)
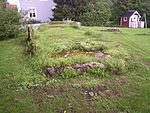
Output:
top-left (27, 26), bottom-right (33, 41)
top-left (27, 25), bottom-right (36, 55)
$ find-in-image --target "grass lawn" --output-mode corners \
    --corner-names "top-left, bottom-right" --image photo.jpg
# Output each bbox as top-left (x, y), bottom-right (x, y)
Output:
top-left (0, 24), bottom-right (150, 113)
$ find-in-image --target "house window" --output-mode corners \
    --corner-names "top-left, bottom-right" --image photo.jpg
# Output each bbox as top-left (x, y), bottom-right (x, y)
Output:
top-left (26, 0), bottom-right (31, 2)
top-left (123, 17), bottom-right (127, 21)
top-left (28, 7), bottom-right (37, 18)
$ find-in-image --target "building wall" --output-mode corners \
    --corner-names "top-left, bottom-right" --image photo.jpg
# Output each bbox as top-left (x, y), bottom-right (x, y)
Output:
top-left (19, 0), bottom-right (55, 22)
top-left (129, 14), bottom-right (139, 28)
top-left (121, 17), bottom-right (129, 27)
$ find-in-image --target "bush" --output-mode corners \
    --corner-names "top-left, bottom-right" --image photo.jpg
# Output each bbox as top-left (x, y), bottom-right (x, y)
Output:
top-left (105, 58), bottom-right (128, 75)
top-left (85, 68), bottom-right (107, 77)
top-left (59, 69), bottom-right (80, 79)
top-left (0, 9), bottom-right (21, 40)
top-left (24, 19), bottom-right (41, 24)
top-left (79, 2), bottom-right (112, 26)
top-left (71, 41), bottom-right (108, 52)
top-left (106, 48), bottom-right (132, 60)
top-left (84, 31), bottom-right (94, 36)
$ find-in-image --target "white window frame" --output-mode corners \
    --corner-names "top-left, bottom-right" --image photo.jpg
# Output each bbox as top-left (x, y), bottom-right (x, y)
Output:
top-left (28, 7), bottom-right (37, 19)
top-left (123, 17), bottom-right (128, 21)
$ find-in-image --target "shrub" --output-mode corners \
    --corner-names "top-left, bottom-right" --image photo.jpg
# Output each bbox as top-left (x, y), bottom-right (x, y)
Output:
top-left (0, 9), bottom-right (21, 40)
top-left (105, 58), bottom-right (128, 75)
top-left (106, 48), bottom-right (131, 60)
top-left (85, 68), bottom-right (107, 77)
top-left (24, 19), bottom-right (41, 24)
top-left (79, 2), bottom-right (112, 26)
top-left (84, 31), bottom-right (94, 36)
top-left (59, 69), bottom-right (80, 79)
top-left (71, 41), bottom-right (108, 52)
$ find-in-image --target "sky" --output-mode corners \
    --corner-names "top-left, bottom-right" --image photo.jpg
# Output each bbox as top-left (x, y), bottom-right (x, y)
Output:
top-left (7, 0), bottom-right (18, 4)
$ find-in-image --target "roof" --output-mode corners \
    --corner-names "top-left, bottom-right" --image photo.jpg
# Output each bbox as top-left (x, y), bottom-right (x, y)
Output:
top-left (121, 10), bottom-right (136, 17)
top-left (5, 2), bottom-right (17, 9)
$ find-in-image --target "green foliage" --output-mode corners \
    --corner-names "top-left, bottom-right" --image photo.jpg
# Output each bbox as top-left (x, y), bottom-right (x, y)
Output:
top-left (52, 0), bottom-right (112, 26)
top-left (59, 67), bottom-right (107, 79)
top-left (0, 0), bottom-right (5, 9)
top-left (52, 0), bottom-right (90, 21)
top-left (1, 23), bottom-right (150, 113)
top-left (112, 0), bottom-right (150, 27)
top-left (24, 19), bottom-right (41, 24)
top-left (0, 9), bottom-right (21, 40)
top-left (85, 68), bottom-right (107, 77)
top-left (79, 1), bottom-right (112, 26)
top-left (106, 47), bottom-right (132, 60)
top-left (37, 24), bottom-right (48, 32)
top-left (105, 58), bottom-right (128, 75)
top-left (140, 0), bottom-right (150, 27)
top-left (84, 31), bottom-right (94, 36)
top-left (59, 69), bottom-right (80, 79)
top-left (52, 0), bottom-right (150, 27)
top-left (71, 41), bottom-right (108, 52)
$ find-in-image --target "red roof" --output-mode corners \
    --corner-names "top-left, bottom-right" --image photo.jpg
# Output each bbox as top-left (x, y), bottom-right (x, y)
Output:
top-left (5, 3), bottom-right (17, 9)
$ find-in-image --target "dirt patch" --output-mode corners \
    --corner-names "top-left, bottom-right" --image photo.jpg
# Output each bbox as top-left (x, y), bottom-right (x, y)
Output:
top-left (81, 85), bottom-right (108, 100)
top-left (52, 50), bottom-right (111, 59)
top-left (107, 77), bottom-right (126, 86)
top-left (142, 60), bottom-right (150, 67)
top-left (136, 33), bottom-right (150, 36)
top-left (27, 84), bottom-right (119, 101)
top-left (95, 52), bottom-right (111, 58)
top-left (44, 62), bottom-right (105, 77)
top-left (52, 50), bottom-right (93, 58)
top-left (135, 55), bottom-right (150, 67)
top-left (48, 26), bottom-right (65, 28)
top-left (44, 50), bottom-right (111, 77)
top-left (101, 28), bottom-right (121, 33)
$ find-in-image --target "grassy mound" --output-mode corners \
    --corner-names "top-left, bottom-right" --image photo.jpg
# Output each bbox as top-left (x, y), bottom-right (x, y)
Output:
top-left (0, 24), bottom-right (150, 113)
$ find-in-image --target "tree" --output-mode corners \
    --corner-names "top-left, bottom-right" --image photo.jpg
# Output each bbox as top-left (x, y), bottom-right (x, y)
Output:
top-left (52, 0), bottom-right (112, 26)
top-left (51, 0), bottom-right (89, 21)
top-left (0, 1), bottom-right (21, 40)
top-left (139, 0), bottom-right (150, 27)
top-left (52, 0), bottom-right (150, 27)
top-left (112, 0), bottom-right (142, 24)
top-left (79, 1), bottom-right (112, 26)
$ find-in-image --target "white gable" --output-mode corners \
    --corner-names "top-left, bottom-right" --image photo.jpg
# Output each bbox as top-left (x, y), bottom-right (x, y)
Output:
top-left (130, 11), bottom-right (141, 18)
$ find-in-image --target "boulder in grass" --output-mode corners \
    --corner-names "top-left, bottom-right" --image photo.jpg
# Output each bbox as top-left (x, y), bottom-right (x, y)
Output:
top-left (85, 62), bottom-right (105, 69)
top-left (73, 62), bottom-right (105, 73)
top-left (73, 22), bottom-right (81, 29)
top-left (101, 28), bottom-right (121, 33)
top-left (73, 64), bottom-right (87, 73)
top-left (44, 62), bottom-right (105, 76)
top-left (95, 52), bottom-right (111, 59)
top-left (46, 68), bottom-right (56, 76)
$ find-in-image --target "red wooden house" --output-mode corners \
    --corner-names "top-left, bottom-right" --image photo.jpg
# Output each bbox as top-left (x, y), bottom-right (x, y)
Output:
top-left (120, 10), bottom-right (144, 28)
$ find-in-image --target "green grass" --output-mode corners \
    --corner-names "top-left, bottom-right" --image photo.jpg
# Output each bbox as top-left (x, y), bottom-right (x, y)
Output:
top-left (112, 28), bottom-right (150, 61)
top-left (0, 24), bottom-right (150, 113)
